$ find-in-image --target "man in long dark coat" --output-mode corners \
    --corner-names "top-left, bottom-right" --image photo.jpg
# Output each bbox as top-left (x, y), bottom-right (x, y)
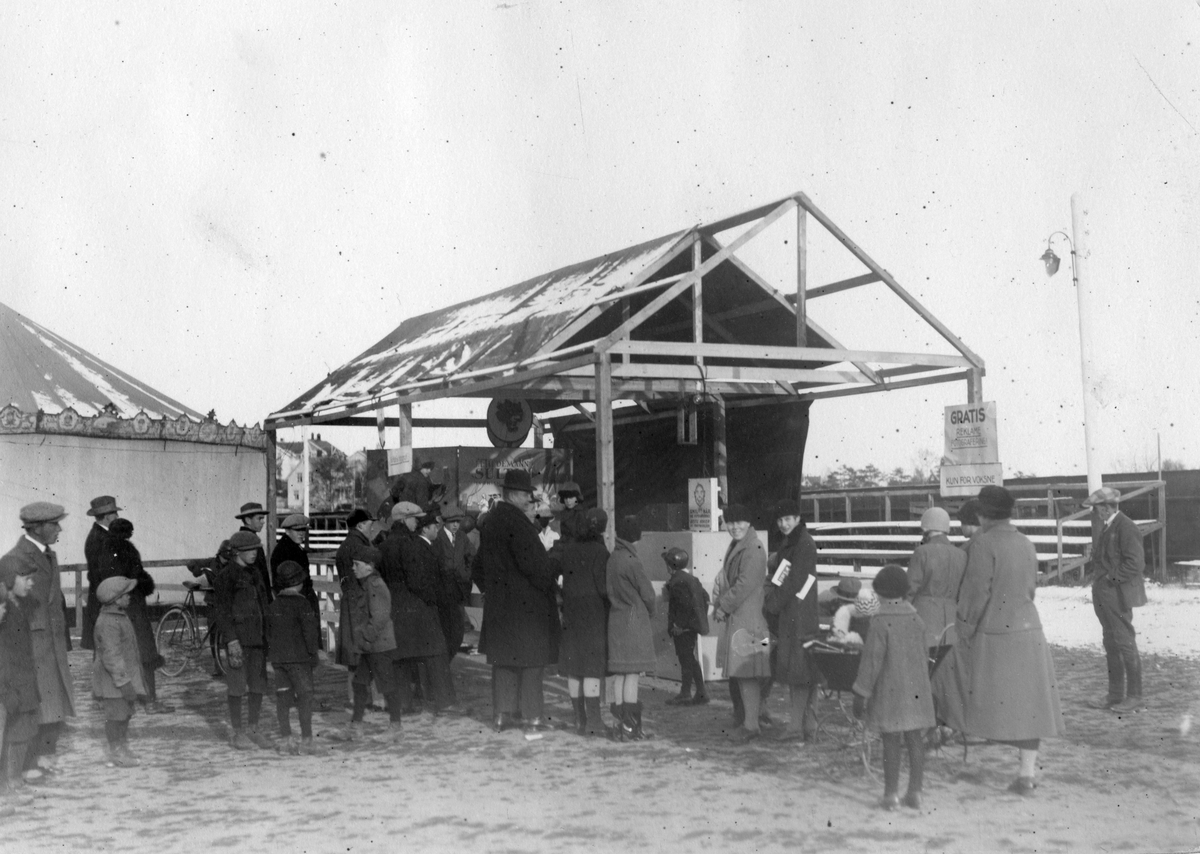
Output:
top-left (271, 514), bottom-right (318, 615)
top-left (435, 503), bottom-right (474, 661)
top-left (1083, 487), bottom-right (1148, 712)
top-left (0, 502), bottom-right (76, 777)
top-left (472, 469), bottom-right (560, 732)
top-left (81, 494), bottom-right (121, 649)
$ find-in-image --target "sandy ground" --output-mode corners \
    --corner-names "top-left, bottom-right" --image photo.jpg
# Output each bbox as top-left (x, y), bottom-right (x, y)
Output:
top-left (4, 587), bottom-right (1200, 854)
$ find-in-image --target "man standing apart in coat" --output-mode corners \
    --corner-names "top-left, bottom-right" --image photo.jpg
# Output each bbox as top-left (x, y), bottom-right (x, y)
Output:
top-left (1084, 487), bottom-right (1148, 712)
top-left (235, 502), bottom-right (273, 601)
top-left (0, 503), bottom-right (75, 776)
top-left (81, 495), bottom-right (121, 649)
top-left (473, 469), bottom-right (561, 732)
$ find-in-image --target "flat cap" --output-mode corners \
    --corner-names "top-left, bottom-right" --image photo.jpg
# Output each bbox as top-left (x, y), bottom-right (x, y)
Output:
top-left (281, 514), bottom-right (310, 530)
top-left (390, 501), bottom-right (424, 521)
top-left (97, 576), bottom-right (137, 605)
top-left (229, 530), bottom-right (261, 551)
top-left (20, 502), bottom-right (67, 525)
top-left (1083, 487), bottom-right (1121, 507)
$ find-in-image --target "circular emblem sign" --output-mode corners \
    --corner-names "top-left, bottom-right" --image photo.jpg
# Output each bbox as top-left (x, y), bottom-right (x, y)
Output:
top-left (486, 398), bottom-right (533, 448)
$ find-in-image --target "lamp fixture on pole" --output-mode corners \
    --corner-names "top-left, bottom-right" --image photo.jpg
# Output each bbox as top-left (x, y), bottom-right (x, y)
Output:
top-left (1041, 193), bottom-right (1102, 497)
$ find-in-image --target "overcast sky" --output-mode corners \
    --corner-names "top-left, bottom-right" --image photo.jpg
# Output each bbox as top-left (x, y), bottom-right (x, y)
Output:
top-left (2, 1), bottom-right (1197, 479)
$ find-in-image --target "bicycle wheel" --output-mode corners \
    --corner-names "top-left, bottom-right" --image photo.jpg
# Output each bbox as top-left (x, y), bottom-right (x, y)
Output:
top-left (156, 608), bottom-right (196, 677)
top-left (209, 626), bottom-right (230, 677)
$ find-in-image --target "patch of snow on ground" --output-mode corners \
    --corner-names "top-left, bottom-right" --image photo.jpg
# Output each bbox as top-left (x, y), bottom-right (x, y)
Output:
top-left (1036, 584), bottom-right (1200, 658)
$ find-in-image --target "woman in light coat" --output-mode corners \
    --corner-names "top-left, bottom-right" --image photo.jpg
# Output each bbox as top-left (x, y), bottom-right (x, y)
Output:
top-left (907, 507), bottom-right (967, 647)
top-left (712, 504), bottom-right (771, 743)
top-left (936, 486), bottom-right (1065, 795)
top-left (606, 515), bottom-right (656, 740)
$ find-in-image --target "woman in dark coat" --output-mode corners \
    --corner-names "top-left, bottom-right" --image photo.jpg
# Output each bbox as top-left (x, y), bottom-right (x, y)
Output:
top-left (554, 508), bottom-right (610, 736)
top-left (605, 515), bottom-right (656, 741)
top-left (764, 499), bottom-right (820, 742)
top-left (96, 520), bottom-right (172, 714)
top-left (936, 486), bottom-right (1065, 795)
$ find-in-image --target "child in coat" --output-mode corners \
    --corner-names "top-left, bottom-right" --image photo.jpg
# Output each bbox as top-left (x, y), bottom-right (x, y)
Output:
top-left (663, 547), bottom-right (710, 706)
top-left (0, 564), bottom-right (41, 808)
top-left (852, 565), bottom-right (935, 810)
top-left (343, 548), bottom-right (404, 743)
top-left (267, 560), bottom-right (324, 755)
top-left (92, 576), bottom-right (147, 768)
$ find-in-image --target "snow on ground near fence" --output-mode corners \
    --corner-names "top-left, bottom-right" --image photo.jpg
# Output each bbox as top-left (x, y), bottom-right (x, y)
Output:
top-left (1036, 584), bottom-right (1200, 658)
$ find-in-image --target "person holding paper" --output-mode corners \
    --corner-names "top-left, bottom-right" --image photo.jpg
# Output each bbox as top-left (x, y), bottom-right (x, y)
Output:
top-left (764, 499), bottom-right (820, 742)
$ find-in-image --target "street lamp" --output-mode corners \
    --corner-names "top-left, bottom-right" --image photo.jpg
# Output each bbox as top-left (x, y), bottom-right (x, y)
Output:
top-left (1041, 193), bottom-right (1102, 498)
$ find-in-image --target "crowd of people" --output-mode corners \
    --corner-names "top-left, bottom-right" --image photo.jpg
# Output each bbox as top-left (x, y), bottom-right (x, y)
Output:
top-left (0, 475), bottom-right (1148, 816)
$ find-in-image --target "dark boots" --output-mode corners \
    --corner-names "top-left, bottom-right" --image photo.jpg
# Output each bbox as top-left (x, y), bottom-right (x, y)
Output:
top-left (571, 696), bottom-right (586, 735)
top-left (607, 702), bottom-right (648, 741)
top-left (583, 697), bottom-right (606, 737)
top-left (626, 701), bottom-right (648, 740)
top-left (608, 703), bottom-right (629, 741)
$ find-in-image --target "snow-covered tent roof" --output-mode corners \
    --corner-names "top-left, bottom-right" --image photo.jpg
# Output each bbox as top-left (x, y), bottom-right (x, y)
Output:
top-left (268, 192), bottom-right (983, 428)
top-left (0, 300), bottom-right (200, 419)
top-left (0, 300), bottom-right (261, 448)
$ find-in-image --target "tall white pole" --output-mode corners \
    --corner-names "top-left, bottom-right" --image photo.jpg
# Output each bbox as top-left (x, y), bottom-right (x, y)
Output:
top-left (1071, 192), bottom-right (1103, 494)
top-left (302, 424), bottom-right (311, 516)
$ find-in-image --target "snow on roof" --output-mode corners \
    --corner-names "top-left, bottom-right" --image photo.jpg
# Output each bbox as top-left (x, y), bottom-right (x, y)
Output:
top-left (0, 301), bottom-right (203, 420)
top-left (273, 229), bottom-right (691, 418)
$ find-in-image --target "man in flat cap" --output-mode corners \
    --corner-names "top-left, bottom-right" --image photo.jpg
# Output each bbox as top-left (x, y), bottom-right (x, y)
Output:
top-left (272, 514), bottom-right (318, 618)
top-left (0, 503), bottom-right (75, 777)
top-left (472, 469), bottom-right (561, 732)
top-left (235, 502), bottom-right (273, 603)
top-left (1083, 487), bottom-right (1148, 712)
top-left (81, 495), bottom-right (122, 649)
top-left (436, 504), bottom-right (474, 662)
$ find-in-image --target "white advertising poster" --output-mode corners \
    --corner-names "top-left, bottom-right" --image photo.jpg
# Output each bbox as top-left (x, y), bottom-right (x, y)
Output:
top-left (688, 477), bottom-right (719, 532)
top-left (941, 462), bottom-right (1004, 497)
top-left (943, 401), bottom-right (999, 466)
top-left (387, 447), bottom-right (413, 476)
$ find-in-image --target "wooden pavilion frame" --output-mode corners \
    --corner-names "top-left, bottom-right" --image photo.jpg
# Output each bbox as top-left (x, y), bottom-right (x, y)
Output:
top-left (264, 191), bottom-right (984, 544)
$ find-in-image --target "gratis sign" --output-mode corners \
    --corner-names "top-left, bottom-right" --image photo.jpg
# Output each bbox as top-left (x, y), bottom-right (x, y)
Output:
top-left (940, 402), bottom-right (1002, 497)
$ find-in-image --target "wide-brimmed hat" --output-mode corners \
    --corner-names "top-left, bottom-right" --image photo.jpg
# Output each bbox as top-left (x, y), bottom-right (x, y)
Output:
top-left (235, 502), bottom-right (267, 519)
top-left (835, 578), bottom-right (862, 601)
top-left (229, 531), bottom-right (261, 551)
top-left (281, 514), bottom-right (310, 530)
top-left (20, 502), bottom-right (67, 525)
top-left (97, 576), bottom-right (137, 605)
top-left (1083, 487), bottom-right (1121, 507)
top-left (920, 507), bottom-right (951, 534)
top-left (390, 501), bottom-right (424, 522)
top-left (976, 486), bottom-right (1015, 519)
top-left (872, 564), bottom-right (910, 600)
top-left (275, 560), bottom-right (307, 589)
top-left (439, 504), bottom-right (466, 522)
top-left (501, 469), bottom-right (534, 493)
top-left (87, 496), bottom-right (122, 517)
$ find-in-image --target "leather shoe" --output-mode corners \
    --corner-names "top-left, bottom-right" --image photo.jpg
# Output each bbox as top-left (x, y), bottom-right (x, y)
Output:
top-left (902, 791), bottom-right (922, 810)
top-left (1087, 696), bottom-right (1123, 710)
top-left (1007, 776), bottom-right (1038, 795)
top-left (880, 794), bottom-right (900, 810)
top-left (665, 694), bottom-right (693, 707)
top-left (1111, 696), bottom-right (1145, 714)
top-left (690, 694), bottom-right (710, 706)
top-left (726, 726), bottom-right (760, 744)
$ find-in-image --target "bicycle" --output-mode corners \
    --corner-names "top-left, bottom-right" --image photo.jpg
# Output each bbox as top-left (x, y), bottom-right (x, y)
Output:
top-left (156, 578), bottom-right (230, 677)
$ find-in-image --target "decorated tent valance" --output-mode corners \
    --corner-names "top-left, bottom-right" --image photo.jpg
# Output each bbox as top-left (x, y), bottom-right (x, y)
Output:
top-left (0, 404), bottom-right (265, 449)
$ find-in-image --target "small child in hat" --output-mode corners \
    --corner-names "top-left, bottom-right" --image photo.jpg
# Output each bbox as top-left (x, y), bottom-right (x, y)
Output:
top-left (851, 564), bottom-right (935, 811)
top-left (832, 585), bottom-right (878, 647)
top-left (0, 563), bottom-right (41, 807)
top-left (340, 548), bottom-right (404, 742)
top-left (267, 560), bottom-right (325, 755)
top-left (92, 576), bottom-right (147, 768)
top-left (662, 547), bottom-right (710, 706)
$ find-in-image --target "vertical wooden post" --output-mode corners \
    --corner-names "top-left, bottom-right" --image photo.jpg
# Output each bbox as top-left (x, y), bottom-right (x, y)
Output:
top-left (812, 498), bottom-right (820, 523)
top-left (302, 425), bottom-right (311, 517)
top-left (595, 353), bottom-right (615, 548)
top-left (844, 495), bottom-right (852, 523)
top-left (967, 368), bottom-right (984, 404)
top-left (884, 494), bottom-right (892, 522)
top-left (796, 207), bottom-right (808, 346)
top-left (266, 428), bottom-right (278, 564)
top-left (533, 415), bottom-right (544, 448)
top-left (75, 569), bottom-right (83, 635)
top-left (712, 394), bottom-right (728, 506)
top-left (1158, 481), bottom-right (1168, 582)
top-left (692, 235), bottom-right (704, 371)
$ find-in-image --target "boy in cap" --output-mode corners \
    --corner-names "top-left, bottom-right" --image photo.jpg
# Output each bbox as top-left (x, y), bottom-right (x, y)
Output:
top-left (267, 560), bottom-right (325, 755)
top-left (0, 560), bottom-right (40, 803)
top-left (852, 564), bottom-right (934, 811)
top-left (663, 547), bottom-right (710, 706)
top-left (92, 576), bottom-right (146, 768)
top-left (235, 502), bottom-right (273, 601)
top-left (339, 547), bottom-right (404, 742)
top-left (213, 530), bottom-right (273, 749)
